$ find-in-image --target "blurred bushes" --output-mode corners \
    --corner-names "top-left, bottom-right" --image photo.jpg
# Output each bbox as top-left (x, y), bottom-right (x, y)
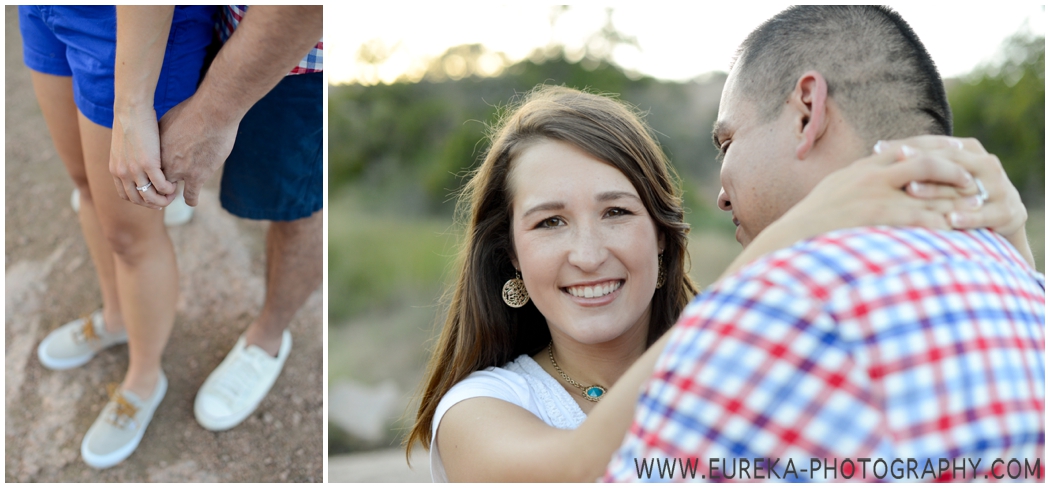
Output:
top-left (950, 32), bottom-right (1044, 206)
top-left (329, 47), bottom-right (724, 218)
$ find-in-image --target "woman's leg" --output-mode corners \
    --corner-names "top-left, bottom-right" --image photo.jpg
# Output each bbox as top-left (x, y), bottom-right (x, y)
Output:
top-left (29, 71), bottom-right (125, 334)
top-left (77, 111), bottom-right (178, 400)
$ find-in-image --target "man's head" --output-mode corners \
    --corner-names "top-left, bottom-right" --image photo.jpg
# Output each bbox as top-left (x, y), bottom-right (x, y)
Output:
top-left (713, 6), bottom-right (952, 246)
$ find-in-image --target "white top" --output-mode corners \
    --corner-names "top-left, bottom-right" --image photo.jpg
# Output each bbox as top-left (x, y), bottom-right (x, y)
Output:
top-left (429, 354), bottom-right (587, 482)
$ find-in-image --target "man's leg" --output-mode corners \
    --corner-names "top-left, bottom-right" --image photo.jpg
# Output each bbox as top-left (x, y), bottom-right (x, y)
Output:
top-left (243, 209), bottom-right (322, 356)
top-left (194, 71), bottom-right (321, 431)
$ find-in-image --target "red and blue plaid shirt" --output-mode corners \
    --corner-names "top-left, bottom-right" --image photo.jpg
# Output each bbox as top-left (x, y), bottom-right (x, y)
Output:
top-left (605, 227), bottom-right (1045, 482)
top-left (219, 5), bottom-right (322, 75)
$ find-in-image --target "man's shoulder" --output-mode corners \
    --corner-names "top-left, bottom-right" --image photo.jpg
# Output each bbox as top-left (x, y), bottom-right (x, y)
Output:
top-left (726, 226), bottom-right (1035, 296)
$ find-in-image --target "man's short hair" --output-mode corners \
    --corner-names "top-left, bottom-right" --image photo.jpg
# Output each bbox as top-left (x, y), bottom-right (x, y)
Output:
top-left (732, 5), bottom-right (952, 144)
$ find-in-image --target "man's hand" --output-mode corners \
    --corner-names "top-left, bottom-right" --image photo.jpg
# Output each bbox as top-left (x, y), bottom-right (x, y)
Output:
top-left (158, 95), bottom-right (239, 206)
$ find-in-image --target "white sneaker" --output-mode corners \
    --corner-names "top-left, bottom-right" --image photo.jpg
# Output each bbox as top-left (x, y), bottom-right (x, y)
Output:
top-left (37, 310), bottom-right (128, 370)
top-left (71, 185), bottom-right (193, 226)
top-left (194, 330), bottom-right (291, 431)
top-left (81, 372), bottom-right (167, 469)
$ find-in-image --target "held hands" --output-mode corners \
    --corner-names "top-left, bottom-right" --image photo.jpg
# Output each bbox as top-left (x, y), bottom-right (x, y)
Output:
top-left (157, 96), bottom-right (239, 207)
top-left (109, 95), bottom-right (239, 209)
top-left (109, 106), bottom-right (178, 209)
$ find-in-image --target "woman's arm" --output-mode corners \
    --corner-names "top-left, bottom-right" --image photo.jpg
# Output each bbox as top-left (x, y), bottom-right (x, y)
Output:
top-left (718, 135), bottom-right (1034, 280)
top-left (110, 6), bottom-right (178, 208)
top-left (439, 332), bottom-right (672, 482)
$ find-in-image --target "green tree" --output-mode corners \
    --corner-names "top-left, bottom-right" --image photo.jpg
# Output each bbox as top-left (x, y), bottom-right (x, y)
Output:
top-left (949, 32), bottom-right (1044, 205)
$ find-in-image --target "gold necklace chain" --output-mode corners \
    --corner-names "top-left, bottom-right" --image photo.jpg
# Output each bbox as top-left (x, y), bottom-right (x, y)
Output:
top-left (547, 341), bottom-right (607, 402)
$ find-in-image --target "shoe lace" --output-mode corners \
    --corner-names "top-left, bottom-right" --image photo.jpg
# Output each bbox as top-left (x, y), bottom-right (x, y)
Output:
top-left (75, 313), bottom-right (100, 344)
top-left (213, 351), bottom-right (264, 405)
top-left (105, 384), bottom-right (139, 430)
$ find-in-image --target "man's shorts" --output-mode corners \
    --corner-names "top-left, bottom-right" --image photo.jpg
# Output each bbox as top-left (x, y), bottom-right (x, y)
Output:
top-left (19, 5), bottom-right (215, 129)
top-left (219, 72), bottom-right (323, 221)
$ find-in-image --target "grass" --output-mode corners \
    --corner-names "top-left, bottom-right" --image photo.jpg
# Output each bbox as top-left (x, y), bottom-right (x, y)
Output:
top-left (328, 191), bottom-right (460, 322)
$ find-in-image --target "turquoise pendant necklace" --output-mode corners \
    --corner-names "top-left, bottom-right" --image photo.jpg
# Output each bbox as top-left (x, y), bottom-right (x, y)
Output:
top-left (548, 341), bottom-right (607, 402)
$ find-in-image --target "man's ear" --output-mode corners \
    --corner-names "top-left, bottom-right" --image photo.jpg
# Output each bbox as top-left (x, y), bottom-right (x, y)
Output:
top-left (790, 70), bottom-right (829, 159)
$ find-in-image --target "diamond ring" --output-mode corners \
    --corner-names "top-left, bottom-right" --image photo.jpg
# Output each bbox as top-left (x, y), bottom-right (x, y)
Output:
top-left (136, 181), bottom-right (153, 192)
top-left (973, 178), bottom-right (988, 207)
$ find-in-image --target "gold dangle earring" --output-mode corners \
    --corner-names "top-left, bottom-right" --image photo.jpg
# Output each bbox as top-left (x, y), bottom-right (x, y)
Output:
top-left (656, 253), bottom-right (666, 289)
top-left (502, 270), bottom-right (530, 308)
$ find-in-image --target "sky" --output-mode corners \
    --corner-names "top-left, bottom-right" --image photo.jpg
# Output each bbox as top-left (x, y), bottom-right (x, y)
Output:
top-left (325, 4), bottom-right (1045, 85)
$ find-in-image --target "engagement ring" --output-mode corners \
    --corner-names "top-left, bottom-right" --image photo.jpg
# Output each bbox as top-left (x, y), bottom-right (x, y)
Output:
top-left (974, 178), bottom-right (988, 207)
top-left (136, 181), bottom-right (153, 192)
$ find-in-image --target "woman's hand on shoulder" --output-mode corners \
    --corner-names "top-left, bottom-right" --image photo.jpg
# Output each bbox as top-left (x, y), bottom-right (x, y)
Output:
top-left (784, 135), bottom-right (1029, 248)
top-left (870, 136), bottom-right (1033, 267)
top-left (783, 135), bottom-right (974, 238)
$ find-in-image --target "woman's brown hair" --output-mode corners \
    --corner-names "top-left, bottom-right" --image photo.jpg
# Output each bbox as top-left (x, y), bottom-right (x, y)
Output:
top-left (405, 85), bottom-right (699, 453)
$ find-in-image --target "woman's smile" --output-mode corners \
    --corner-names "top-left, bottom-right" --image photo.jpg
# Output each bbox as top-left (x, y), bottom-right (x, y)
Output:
top-left (563, 279), bottom-right (624, 305)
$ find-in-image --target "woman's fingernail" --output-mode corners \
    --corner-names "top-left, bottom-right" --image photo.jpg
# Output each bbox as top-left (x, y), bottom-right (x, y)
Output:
top-left (901, 145), bottom-right (918, 157)
top-left (950, 139), bottom-right (964, 149)
top-left (963, 171), bottom-right (974, 186)
top-left (908, 181), bottom-right (928, 195)
top-left (950, 212), bottom-right (964, 228)
top-left (965, 195), bottom-right (983, 210)
top-left (874, 140), bottom-right (888, 154)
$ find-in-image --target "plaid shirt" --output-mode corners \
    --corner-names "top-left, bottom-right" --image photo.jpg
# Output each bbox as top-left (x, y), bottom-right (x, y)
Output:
top-left (605, 227), bottom-right (1045, 482)
top-left (219, 5), bottom-right (323, 74)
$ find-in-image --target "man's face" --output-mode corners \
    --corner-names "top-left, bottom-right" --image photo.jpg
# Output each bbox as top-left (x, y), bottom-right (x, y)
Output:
top-left (713, 67), bottom-right (812, 247)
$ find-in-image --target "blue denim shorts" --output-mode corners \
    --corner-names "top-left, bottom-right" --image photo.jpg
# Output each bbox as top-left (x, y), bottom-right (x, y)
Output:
top-left (19, 5), bottom-right (216, 128)
top-left (219, 72), bottom-right (323, 221)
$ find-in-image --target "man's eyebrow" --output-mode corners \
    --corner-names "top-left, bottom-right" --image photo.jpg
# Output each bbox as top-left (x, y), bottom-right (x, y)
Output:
top-left (522, 201), bottom-right (564, 219)
top-left (712, 120), bottom-right (729, 149)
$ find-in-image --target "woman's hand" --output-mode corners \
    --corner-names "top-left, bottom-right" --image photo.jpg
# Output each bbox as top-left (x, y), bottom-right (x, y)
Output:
top-left (111, 5), bottom-right (178, 209)
top-left (760, 137), bottom-right (978, 243)
top-left (876, 136), bottom-right (1034, 267)
top-left (110, 105), bottom-right (177, 209)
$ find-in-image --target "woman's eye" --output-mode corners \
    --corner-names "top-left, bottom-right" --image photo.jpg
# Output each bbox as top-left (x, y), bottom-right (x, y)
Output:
top-left (606, 207), bottom-right (632, 218)
top-left (536, 217), bottom-right (564, 229)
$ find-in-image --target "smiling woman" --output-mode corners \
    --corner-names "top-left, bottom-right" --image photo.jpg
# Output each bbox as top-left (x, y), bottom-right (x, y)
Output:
top-left (404, 85), bottom-right (699, 482)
